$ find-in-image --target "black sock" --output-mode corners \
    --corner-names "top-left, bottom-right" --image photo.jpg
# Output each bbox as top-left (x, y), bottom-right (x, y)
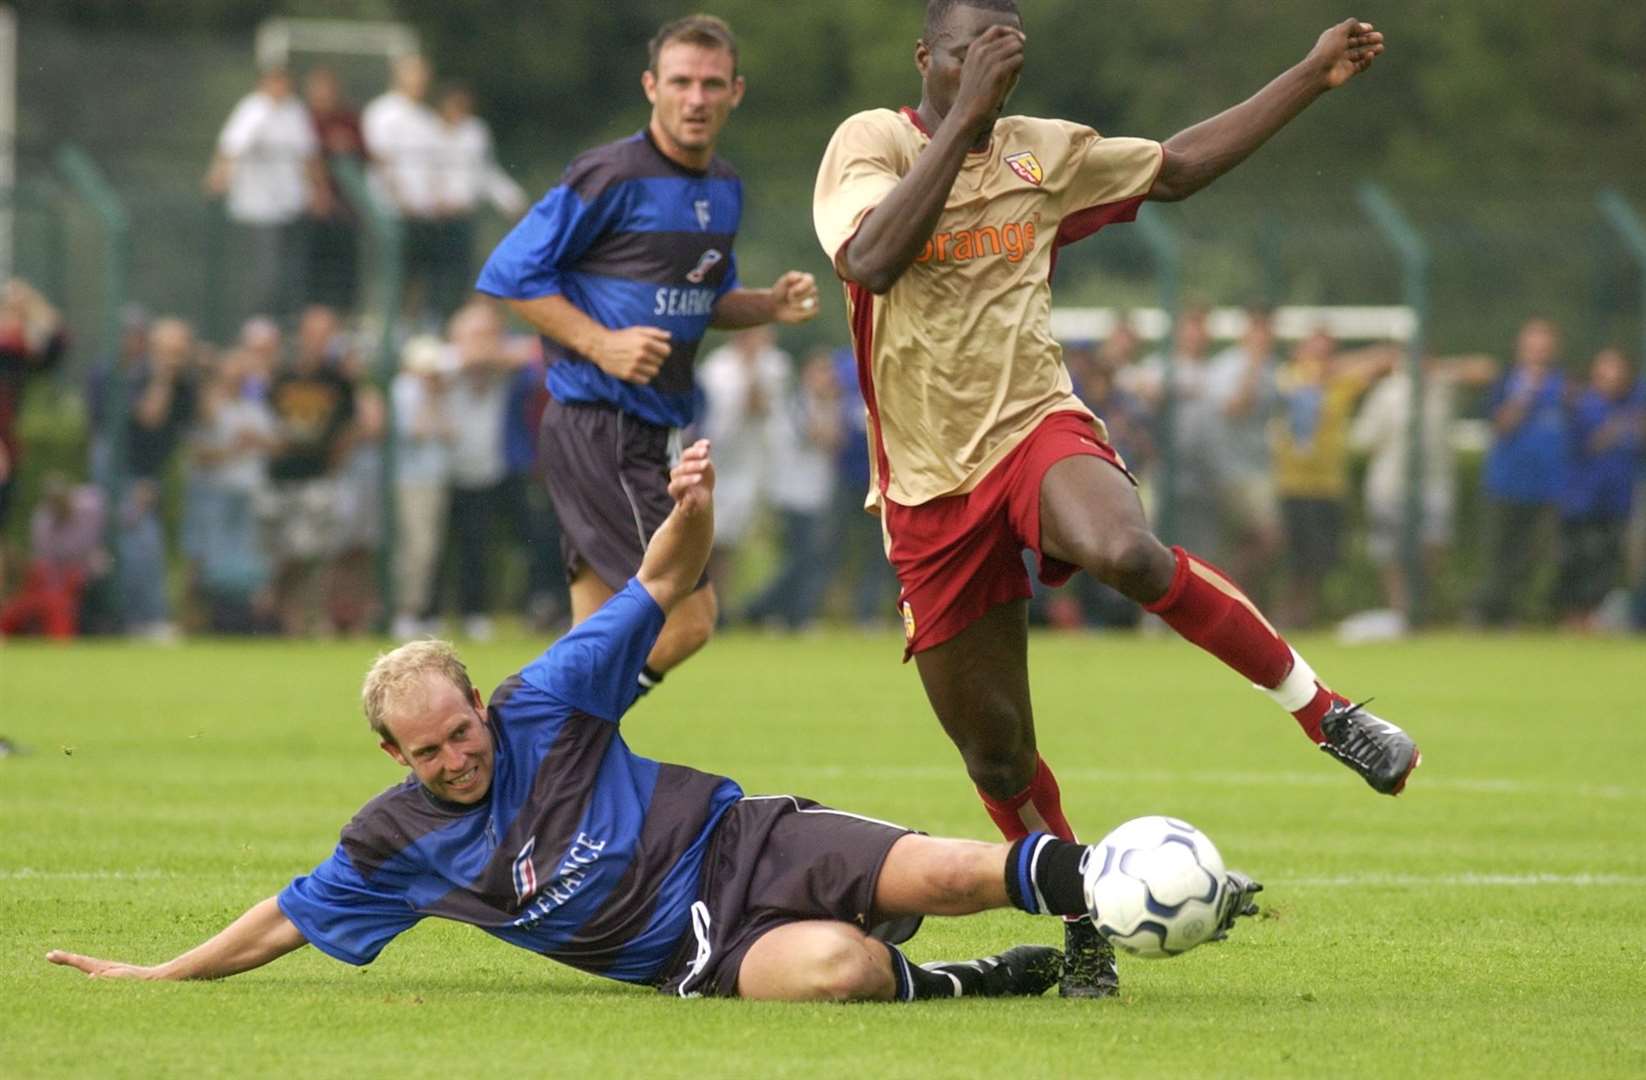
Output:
top-left (636, 665), bottom-right (665, 697)
top-left (886, 944), bottom-right (963, 1000)
top-left (1004, 832), bottom-right (1089, 917)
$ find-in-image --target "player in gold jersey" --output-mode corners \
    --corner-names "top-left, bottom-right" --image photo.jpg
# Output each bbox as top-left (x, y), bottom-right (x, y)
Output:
top-left (814, 0), bottom-right (1415, 997)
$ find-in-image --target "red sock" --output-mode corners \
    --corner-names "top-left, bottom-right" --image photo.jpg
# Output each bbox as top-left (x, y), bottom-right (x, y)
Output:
top-left (977, 755), bottom-right (1077, 842)
top-left (1145, 546), bottom-right (1329, 743)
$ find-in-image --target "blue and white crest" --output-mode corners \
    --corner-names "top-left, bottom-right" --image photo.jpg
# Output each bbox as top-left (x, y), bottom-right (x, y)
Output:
top-left (694, 199), bottom-right (712, 230)
top-left (686, 248), bottom-right (724, 284)
top-left (511, 837), bottom-right (537, 908)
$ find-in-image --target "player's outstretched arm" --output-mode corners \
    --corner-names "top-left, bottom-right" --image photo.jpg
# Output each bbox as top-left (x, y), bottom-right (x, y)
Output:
top-left (502, 295), bottom-right (671, 386)
top-left (711, 272), bottom-right (820, 329)
top-left (46, 896), bottom-right (307, 981)
top-left (1148, 19), bottom-right (1384, 203)
top-left (636, 439), bottom-right (716, 614)
top-left (842, 25), bottom-right (1024, 293)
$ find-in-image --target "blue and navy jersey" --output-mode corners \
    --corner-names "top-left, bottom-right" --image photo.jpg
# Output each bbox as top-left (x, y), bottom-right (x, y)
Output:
top-left (277, 580), bottom-right (744, 985)
top-left (476, 130), bottom-right (743, 429)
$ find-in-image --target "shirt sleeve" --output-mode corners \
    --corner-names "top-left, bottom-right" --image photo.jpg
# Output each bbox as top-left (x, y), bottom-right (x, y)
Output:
top-left (217, 96), bottom-right (263, 158)
top-left (277, 846), bottom-right (422, 966)
top-left (475, 176), bottom-right (621, 300)
top-left (813, 111), bottom-right (905, 276)
top-left (715, 251), bottom-right (741, 300)
top-left (1060, 126), bottom-right (1163, 213)
top-left (519, 578), bottom-right (666, 722)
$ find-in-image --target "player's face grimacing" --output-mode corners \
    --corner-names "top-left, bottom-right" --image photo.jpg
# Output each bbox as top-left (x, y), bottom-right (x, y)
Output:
top-left (380, 676), bottom-right (497, 806)
top-left (643, 41), bottom-right (745, 165)
top-left (917, 6), bottom-right (1024, 127)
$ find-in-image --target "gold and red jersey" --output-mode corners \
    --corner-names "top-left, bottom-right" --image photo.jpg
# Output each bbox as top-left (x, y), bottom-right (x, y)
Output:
top-left (814, 107), bottom-right (1162, 508)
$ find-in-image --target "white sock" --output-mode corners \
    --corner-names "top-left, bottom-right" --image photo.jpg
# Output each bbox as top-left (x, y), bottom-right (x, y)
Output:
top-left (1258, 648), bottom-right (1320, 712)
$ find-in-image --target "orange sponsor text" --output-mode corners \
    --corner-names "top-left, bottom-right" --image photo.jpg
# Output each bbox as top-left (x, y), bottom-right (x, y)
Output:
top-left (916, 220), bottom-right (1037, 265)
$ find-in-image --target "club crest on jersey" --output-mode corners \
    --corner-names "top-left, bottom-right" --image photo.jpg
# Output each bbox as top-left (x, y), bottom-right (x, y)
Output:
top-left (1004, 150), bottom-right (1044, 186)
top-left (694, 199), bottom-right (712, 230)
top-left (686, 248), bottom-right (724, 284)
top-left (511, 837), bottom-right (537, 908)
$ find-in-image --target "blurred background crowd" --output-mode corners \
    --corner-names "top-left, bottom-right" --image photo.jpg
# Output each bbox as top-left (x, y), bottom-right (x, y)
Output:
top-left (3, 5), bottom-right (1645, 643)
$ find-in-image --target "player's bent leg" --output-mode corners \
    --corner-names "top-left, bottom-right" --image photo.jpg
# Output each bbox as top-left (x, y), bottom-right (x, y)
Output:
top-left (646, 582), bottom-right (717, 674)
top-left (912, 598), bottom-right (1039, 802)
top-left (911, 599), bottom-right (1115, 997)
top-left (1037, 454), bottom-right (1421, 796)
top-left (736, 921), bottom-right (895, 1002)
top-left (1037, 453), bottom-right (1176, 602)
top-left (870, 835), bottom-right (1009, 918)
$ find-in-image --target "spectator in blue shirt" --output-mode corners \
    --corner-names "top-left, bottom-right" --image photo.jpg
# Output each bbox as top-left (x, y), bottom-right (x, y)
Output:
top-left (1554, 347), bottom-right (1642, 628)
top-left (1476, 318), bottom-right (1568, 626)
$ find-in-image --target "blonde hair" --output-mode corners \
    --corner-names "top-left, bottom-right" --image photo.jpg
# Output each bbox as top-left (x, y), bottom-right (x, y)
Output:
top-left (361, 639), bottom-right (475, 744)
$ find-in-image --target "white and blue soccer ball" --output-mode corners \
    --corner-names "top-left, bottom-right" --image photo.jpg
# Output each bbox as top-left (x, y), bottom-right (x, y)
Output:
top-left (1083, 815), bottom-right (1227, 959)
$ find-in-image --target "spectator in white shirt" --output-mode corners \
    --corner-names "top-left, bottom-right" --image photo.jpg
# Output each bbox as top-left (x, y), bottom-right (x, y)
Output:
top-left (362, 55), bottom-right (446, 326)
top-left (429, 84), bottom-right (529, 320)
top-left (205, 67), bottom-right (325, 321)
top-left (698, 327), bottom-right (793, 593)
top-left (439, 300), bottom-right (526, 641)
top-left (389, 335), bottom-right (457, 640)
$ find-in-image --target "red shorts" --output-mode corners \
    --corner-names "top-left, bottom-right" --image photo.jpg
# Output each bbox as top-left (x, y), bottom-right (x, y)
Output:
top-left (884, 411), bottom-right (1131, 659)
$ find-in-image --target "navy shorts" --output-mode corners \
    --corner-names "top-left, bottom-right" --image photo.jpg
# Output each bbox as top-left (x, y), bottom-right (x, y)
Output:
top-left (654, 796), bottom-right (921, 998)
top-left (538, 398), bottom-right (707, 592)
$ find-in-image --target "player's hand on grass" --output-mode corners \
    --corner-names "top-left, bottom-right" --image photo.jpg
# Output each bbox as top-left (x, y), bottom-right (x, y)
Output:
top-left (770, 271), bottom-right (820, 324)
top-left (667, 438), bottom-right (715, 516)
top-left (1310, 19), bottom-right (1384, 90)
top-left (952, 24), bottom-right (1025, 135)
top-left (1209, 870), bottom-right (1264, 943)
top-left (46, 949), bottom-right (164, 980)
top-left (592, 325), bottom-right (672, 385)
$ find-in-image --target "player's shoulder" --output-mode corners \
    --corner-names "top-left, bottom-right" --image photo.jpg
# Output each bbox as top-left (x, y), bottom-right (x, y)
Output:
top-left (562, 132), bottom-right (738, 201)
top-left (831, 107), bottom-right (911, 140)
top-left (561, 132), bottom-right (682, 200)
top-left (997, 114), bottom-right (1112, 156)
top-left (337, 775), bottom-right (458, 875)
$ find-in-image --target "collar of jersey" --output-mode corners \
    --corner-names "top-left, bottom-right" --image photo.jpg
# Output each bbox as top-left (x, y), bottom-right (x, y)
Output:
top-left (900, 106), bottom-right (994, 157)
top-left (638, 127), bottom-right (712, 179)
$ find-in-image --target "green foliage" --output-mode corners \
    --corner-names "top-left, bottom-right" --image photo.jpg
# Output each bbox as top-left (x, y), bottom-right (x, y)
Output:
top-left (19, 2), bottom-right (1646, 359)
top-left (3, 632), bottom-right (1645, 1076)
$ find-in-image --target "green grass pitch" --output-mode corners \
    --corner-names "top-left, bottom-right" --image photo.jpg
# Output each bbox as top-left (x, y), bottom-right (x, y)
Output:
top-left (3, 630), bottom-right (1644, 1077)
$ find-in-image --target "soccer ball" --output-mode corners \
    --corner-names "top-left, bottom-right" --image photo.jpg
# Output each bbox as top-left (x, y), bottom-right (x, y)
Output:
top-left (1083, 815), bottom-right (1227, 959)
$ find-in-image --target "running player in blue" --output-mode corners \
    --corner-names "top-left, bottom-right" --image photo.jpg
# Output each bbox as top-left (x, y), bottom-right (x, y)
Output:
top-left (476, 14), bottom-right (819, 698)
top-left (42, 440), bottom-right (1263, 1000)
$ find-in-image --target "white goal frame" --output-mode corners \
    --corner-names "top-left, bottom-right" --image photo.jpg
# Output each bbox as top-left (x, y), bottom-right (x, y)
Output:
top-left (1050, 305), bottom-right (1417, 344)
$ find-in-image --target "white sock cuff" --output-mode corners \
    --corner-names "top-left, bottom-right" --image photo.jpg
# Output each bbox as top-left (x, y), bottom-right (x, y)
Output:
top-left (1258, 648), bottom-right (1319, 712)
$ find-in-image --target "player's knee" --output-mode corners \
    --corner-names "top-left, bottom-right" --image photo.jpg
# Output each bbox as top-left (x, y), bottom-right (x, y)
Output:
top-left (1088, 527), bottom-right (1172, 599)
top-left (961, 740), bottom-right (1037, 801)
top-left (800, 934), bottom-right (889, 1002)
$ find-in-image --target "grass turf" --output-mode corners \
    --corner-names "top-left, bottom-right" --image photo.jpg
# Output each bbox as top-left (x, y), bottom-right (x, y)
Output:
top-left (3, 630), bottom-right (1644, 1078)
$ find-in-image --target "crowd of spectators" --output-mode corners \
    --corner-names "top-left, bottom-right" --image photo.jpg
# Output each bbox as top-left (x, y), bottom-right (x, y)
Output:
top-left (3, 277), bottom-right (1644, 641)
top-left (205, 55), bottom-right (523, 329)
top-left (2, 55), bottom-right (1643, 642)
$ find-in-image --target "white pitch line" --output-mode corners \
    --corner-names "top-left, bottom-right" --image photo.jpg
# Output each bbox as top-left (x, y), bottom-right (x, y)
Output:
top-left (1284, 873), bottom-right (1646, 888)
top-left (0, 868), bottom-right (177, 881)
top-left (774, 764), bottom-right (1639, 801)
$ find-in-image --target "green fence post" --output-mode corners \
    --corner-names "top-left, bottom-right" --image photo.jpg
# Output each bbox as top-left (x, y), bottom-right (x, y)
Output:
top-left (56, 142), bottom-right (132, 622)
top-left (1136, 205), bottom-right (1182, 543)
top-left (331, 156), bottom-right (403, 631)
top-left (1597, 190), bottom-right (1646, 373)
top-left (1357, 182), bottom-right (1431, 627)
